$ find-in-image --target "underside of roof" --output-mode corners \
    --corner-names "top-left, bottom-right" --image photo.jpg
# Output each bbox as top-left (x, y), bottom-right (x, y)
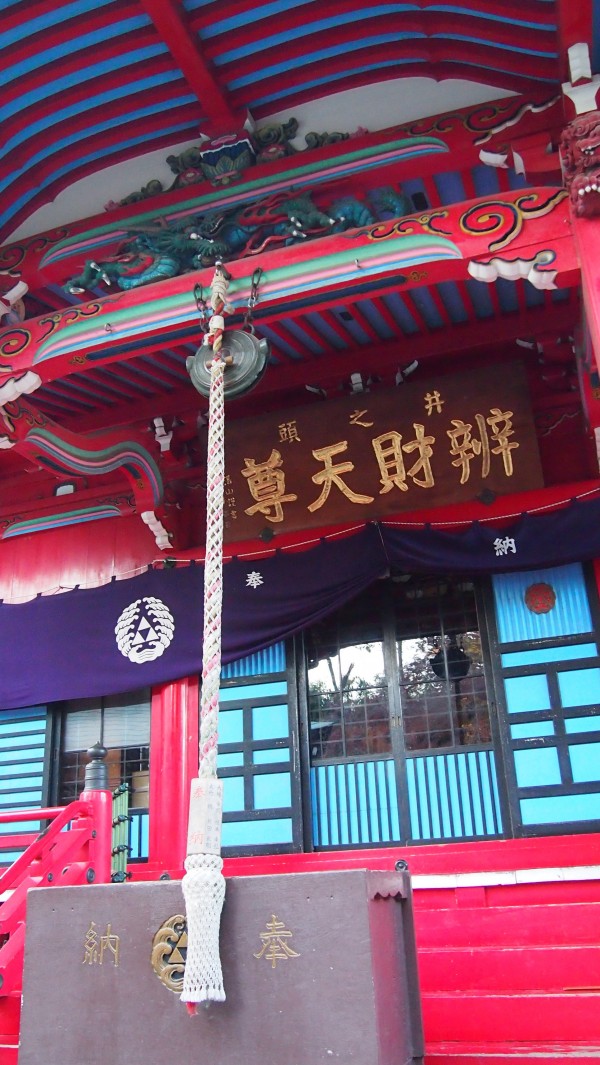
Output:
top-left (2, 0), bottom-right (592, 241)
top-left (0, 0), bottom-right (598, 550)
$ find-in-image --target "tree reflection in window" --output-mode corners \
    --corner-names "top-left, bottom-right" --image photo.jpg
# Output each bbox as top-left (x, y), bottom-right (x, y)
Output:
top-left (395, 576), bottom-right (491, 751)
top-left (307, 584), bottom-right (390, 761)
top-left (399, 631), bottom-right (490, 750)
top-left (306, 576), bottom-right (492, 762)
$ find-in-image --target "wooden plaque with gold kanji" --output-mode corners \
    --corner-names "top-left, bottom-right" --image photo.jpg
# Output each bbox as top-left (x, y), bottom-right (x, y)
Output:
top-left (222, 362), bottom-right (543, 541)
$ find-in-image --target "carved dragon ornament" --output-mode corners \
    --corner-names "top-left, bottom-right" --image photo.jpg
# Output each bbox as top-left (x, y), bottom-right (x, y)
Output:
top-left (561, 111), bottom-right (600, 219)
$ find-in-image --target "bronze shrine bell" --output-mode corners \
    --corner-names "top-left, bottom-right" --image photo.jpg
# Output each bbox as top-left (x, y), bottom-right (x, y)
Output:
top-left (186, 330), bottom-right (270, 400)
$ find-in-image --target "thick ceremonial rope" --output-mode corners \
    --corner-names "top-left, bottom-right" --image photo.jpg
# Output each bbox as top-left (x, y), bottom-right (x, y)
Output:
top-left (181, 265), bottom-right (231, 1011)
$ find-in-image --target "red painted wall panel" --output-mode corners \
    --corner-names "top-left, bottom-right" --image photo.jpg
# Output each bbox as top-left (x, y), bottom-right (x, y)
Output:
top-left (414, 901), bottom-right (600, 949)
top-left (0, 517), bottom-right (157, 602)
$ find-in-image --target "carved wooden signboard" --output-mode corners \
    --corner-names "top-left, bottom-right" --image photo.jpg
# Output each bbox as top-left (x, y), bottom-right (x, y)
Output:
top-left (223, 362), bottom-right (543, 541)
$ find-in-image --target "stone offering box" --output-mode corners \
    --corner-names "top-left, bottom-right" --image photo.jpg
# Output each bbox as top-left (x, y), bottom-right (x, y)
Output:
top-left (20, 868), bottom-right (424, 1064)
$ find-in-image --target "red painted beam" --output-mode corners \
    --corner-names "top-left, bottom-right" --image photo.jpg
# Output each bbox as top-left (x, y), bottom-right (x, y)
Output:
top-left (0, 0), bottom-right (143, 48)
top-left (228, 34), bottom-right (558, 114)
top-left (242, 298), bottom-right (581, 402)
top-left (0, 193), bottom-right (580, 396)
top-left (210, 12), bottom-right (557, 85)
top-left (555, 0), bottom-right (594, 84)
top-left (0, 396), bottom-right (162, 511)
top-left (27, 290), bottom-right (580, 441)
top-left (195, 0), bottom-right (558, 60)
top-left (185, 832), bottom-right (600, 881)
top-left (139, 0), bottom-right (242, 134)
top-left (238, 63), bottom-right (559, 122)
top-left (6, 75), bottom-right (193, 177)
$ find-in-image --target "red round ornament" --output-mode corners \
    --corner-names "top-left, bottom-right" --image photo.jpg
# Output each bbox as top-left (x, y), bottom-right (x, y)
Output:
top-left (524, 582), bottom-right (556, 614)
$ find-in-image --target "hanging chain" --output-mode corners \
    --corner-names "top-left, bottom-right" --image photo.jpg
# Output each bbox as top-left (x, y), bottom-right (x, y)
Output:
top-left (243, 267), bottom-right (263, 334)
top-left (194, 282), bottom-right (210, 335)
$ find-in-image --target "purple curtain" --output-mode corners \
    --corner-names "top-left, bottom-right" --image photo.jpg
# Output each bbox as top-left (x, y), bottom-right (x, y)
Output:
top-left (1, 499), bottom-right (600, 709)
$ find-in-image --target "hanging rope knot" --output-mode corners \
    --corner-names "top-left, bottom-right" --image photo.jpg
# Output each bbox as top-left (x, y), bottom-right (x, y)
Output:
top-left (205, 262), bottom-right (233, 362)
top-left (209, 262), bottom-right (233, 318)
top-left (181, 853), bottom-right (226, 1006)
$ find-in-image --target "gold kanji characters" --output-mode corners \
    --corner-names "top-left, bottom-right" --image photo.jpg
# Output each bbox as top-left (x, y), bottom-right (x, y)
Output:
top-left (488, 407), bottom-right (518, 476)
top-left (278, 419), bottom-right (301, 443)
top-left (308, 440), bottom-right (374, 512)
top-left (447, 409), bottom-right (518, 482)
top-left (254, 914), bottom-right (300, 968)
top-left (447, 414), bottom-right (490, 484)
top-left (242, 449), bottom-right (298, 523)
top-left (82, 921), bottom-right (120, 966)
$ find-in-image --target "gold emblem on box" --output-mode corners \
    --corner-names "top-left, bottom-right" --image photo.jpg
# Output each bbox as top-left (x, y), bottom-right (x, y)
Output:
top-left (151, 914), bottom-right (188, 993)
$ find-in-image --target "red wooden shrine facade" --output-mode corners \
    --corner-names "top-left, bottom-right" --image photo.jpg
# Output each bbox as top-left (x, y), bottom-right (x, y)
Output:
top-left (3, 1), bottom-right (600, 1061)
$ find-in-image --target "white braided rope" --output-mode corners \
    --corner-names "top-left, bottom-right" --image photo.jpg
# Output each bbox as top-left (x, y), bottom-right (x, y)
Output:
top-left (181, 267), bottom-right (230, 1011)
top-left (198, 354), bottom-right (225, 779)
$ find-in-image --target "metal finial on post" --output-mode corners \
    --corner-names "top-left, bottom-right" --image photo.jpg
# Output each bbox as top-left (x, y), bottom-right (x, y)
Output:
top-left (83, 742), bottom-right (108, 791)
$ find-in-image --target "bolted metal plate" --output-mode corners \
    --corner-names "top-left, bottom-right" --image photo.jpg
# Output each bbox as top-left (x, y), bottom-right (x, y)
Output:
top-left (186, 330), bottom-right (269, 399)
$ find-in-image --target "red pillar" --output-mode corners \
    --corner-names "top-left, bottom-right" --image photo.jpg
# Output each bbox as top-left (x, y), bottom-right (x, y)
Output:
top-left (573, 217), bottom-right (600, 603)
top-left (148, 676), bottom-right (199, 874)
top-left (573, 217), bottom-right (600, 376)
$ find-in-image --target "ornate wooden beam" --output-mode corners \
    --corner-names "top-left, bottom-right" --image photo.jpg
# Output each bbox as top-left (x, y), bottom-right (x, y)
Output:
top-left (0, 397), bottom-right (163, 512)
top-left (0, 187), bottom-right (579, 391)
top-left (0, 94), bottom-right (564, 289)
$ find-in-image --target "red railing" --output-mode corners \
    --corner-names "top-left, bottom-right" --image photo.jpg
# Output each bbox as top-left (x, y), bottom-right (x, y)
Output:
top-left (0, 788), bottom-right (112, 999)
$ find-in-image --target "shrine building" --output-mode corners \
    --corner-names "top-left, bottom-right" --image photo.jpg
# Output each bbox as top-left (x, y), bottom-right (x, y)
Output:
top-left (2, 2), bottom-right (600, 1062)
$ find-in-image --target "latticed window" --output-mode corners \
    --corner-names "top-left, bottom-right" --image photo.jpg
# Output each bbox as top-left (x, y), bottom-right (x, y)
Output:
top-left (59, 689), bottom-right (150, 807)
top-left (307, 575), bottom-right (492, 761)
top-left (395, 576), bottom-right (491, 751)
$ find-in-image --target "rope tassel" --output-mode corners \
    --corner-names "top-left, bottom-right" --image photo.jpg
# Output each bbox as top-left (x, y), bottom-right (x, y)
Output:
top-left (181, 266), bottom-right (231, 1010)
top-left (181, 851), bottom-right (226, 1007)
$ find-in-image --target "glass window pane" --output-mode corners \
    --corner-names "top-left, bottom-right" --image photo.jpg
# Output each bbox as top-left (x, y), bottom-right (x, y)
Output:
top-left (395, 576), bottom-right (490, 750)
top-left (59, 689), bottom-right (151, 804)
top-left (306, 575), bottom-right (490, 762)
top-left (62, 706), bottom-right (101, 752)
top-left (103, 700), bottom-right (150, 747)
top-left (307, 599), bottom-right (390, 760)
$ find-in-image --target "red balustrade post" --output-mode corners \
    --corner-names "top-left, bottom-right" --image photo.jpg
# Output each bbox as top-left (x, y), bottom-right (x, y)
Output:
top-left (79, 742), bottom-right (114, 884)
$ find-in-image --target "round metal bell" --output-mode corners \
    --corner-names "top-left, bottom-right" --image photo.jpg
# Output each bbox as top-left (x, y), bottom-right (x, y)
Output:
top-left (186, 330), bottom-right (270, 399)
